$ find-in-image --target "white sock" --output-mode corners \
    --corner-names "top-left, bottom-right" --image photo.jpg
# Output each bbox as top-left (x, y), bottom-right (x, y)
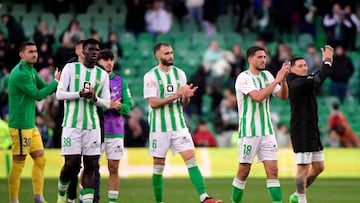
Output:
top-left (200, 193), bottom-right (209, 202)
top-left (298, 193), bottom-right (307, 203)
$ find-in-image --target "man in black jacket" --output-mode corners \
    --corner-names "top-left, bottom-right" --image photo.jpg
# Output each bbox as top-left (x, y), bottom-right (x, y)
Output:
top-left (287, 45), bottom-right (334, 203)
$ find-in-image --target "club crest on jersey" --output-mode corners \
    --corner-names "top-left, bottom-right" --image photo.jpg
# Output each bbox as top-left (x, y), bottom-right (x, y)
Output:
top-left (264, 79), bottom-right (269, 86)
top-left (167, 84), bottom-right (174, 92)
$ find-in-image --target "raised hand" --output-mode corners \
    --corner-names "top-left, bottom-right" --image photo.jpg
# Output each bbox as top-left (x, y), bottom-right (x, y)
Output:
top-left (275, 62), bottom-right (290, 83)
top-left (321, 45), bottom-right (334, 64)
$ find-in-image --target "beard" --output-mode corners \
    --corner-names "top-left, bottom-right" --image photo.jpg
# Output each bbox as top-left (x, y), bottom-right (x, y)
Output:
top-left (255, 67), bottom-right (266, 71)
top-left (161, 58), bottom-right (173, 66)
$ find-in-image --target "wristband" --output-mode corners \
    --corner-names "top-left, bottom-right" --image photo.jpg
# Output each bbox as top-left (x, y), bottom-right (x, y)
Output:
top-left (324, 61), bottom-right (332, 67)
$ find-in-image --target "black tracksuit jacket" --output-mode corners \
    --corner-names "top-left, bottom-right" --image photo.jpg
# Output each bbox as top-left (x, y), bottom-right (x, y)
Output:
top-left (287, 63), bottom-right (332, 153)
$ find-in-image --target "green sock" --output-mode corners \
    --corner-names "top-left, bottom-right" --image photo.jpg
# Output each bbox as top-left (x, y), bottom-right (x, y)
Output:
top-left (267, 179), bottom-right (283, 203)
top-left (108, 190), bottom-right (118, 203)
top-left (232, 178), bottom-right (245, 203)
top-left (57, 179), bottom-right (70, 197)
top-left (152, 174), bottom-right (163, 203)
top-left (81, 188), bottom-right (95, 203)
top-left (188, 166), bottom-right (206, 195)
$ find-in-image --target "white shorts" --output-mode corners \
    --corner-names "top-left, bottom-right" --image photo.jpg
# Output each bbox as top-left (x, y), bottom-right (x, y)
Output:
top-left (61, 127), bottom-right (101, 156)
top-left (295, 151), bottom-right (324, 164)
top-left (238, 135), bottom-right (278, 164)
top-left (101, 138), bottom-right (124, 160)
top-left (149, 128), bottom-right (195, 158)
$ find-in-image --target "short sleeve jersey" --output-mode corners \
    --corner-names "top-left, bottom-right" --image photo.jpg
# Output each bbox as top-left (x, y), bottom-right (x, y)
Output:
top-left (143, 66), bottom-right (187, 133)
top-left (235, 70), bottom-right (280, 137)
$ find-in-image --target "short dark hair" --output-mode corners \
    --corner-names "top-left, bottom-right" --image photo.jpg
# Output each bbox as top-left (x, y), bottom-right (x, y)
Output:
top-left (153, 42), bottom-right (171, 56)
top-left (98, 49), bottom-right (114, 60)
top-left (290, 57), bottom-right (305, 67)
top-left (19, 41), bottom-right (36, 52)
top-left (82, 38), bottom-right (100, 49)
top-left (246, 46), bottom-right (266, 59)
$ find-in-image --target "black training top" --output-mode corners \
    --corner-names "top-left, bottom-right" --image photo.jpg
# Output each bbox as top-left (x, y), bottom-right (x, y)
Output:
top-left (287, 63), bottom-right (332, 153)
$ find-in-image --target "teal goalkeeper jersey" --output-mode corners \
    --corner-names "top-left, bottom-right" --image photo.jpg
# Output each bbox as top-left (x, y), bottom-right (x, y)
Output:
top-left (8, 60), bottom-right (58, 129)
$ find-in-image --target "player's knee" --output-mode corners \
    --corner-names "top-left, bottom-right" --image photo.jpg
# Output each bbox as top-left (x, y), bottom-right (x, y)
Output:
top-left (315, 164), bottom-right (324, 175)
top-left (237, 164), bottom-right (251, 180)
top-left (108, 162), bottom-right (119, 175)
top-left (85, 158), bottom-right (99, 171)
top-left (33, 155), bottom-right (46, 168)
top-left (108, 165), bottom-right (119, 175)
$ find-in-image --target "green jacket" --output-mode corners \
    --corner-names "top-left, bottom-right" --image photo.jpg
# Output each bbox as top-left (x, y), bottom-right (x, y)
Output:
top-left (8, 60), bottom-right (58, 129)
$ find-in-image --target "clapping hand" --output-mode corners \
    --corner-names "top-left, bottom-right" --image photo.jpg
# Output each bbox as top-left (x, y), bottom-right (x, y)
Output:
top-left (275, 62), bottom-right (290, 83)
top-left (183, 83), bottom-right (198, 99)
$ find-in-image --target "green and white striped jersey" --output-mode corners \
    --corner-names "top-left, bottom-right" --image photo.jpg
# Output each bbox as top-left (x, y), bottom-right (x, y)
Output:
top-left (235, 70), bottom-right (280, 138)
top-left (143, 66), bottom-right (187, 133)
top-left (56, 62), bottom-right (110, 130)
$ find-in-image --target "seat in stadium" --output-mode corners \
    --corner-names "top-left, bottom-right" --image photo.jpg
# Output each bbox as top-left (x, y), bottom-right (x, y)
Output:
top-left (40, 13), bottom-right (57, 28)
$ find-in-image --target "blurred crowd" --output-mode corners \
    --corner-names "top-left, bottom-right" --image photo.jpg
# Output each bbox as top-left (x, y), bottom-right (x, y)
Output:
top-left (1, 0), bottom-right (360, 149)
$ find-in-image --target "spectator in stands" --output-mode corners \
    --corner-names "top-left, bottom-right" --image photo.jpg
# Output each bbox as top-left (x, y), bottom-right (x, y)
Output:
top-left (169, 0), bottom-right (187, 32)
top-left (103, 31), bottom-right (123, 70)
top-left (203, 0), bottom-right (219, 37)
top-left (324, 128), bottom-right (341, 148)
top-left (0, 66), bottom-right (9, 120)
top-left (203, 40), bottom-right (234, 84)
top-left (125, 0), bottom-right (146, 39)
top-left (268, 42), bottom-right (292, 77)
top-left (219, 88), bottom-right (237, 130)
top-left (186, 0), bottom-right (204, 32)
top-left (304, 44), bottom-right (322, 74)
top-left (273, 0), bottom-right (295, 41)
top-left (323, 3), bottom-right (349, 48)
top-left (192, 120), bottom-right (217, 147)
top-left (328, 102), bottom-right (359, 147)
top-left (229, 43), bottom-right (246, 90)
top-left (276, 123), bottom-right (291, 147)
top-left (33, 21), bottom-right (55, 51)
top-left (124, 107), bottom-right (149, 147)
top-left (36, 114), bottom-right (52, 148)
top-left (255, 0), bottom-right (276, 42)
top-left (186, 65), bottom-right (209, 117)
top-left (343, 5), bottom-right (360, 51)
top-left (54, 35), bottom-right (76, 68)
top-left (90, 29), bottom-right (102, 45)
top-left (233, 0), bottom-right (254, 34)
top-left (60, 20), bottom-right (85, 46)
top-left (36, 43), bottom-right (54, 71)
top-left (329, 45), bottom-right (354, 104)
top-left (0, 31), bottom-right (8, 68)
top-left (216, 88), bottom-right (238, 147)
top-left (298, 0), bottom-right (318, 40)
top-left (1, 14), bottom-right (26, 69)
top-left (145, 0), bottom-right (172, 38)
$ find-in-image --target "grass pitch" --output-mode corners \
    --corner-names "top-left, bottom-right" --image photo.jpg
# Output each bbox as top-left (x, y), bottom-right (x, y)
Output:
top-left (1, 178), bottom-right (359, 203)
